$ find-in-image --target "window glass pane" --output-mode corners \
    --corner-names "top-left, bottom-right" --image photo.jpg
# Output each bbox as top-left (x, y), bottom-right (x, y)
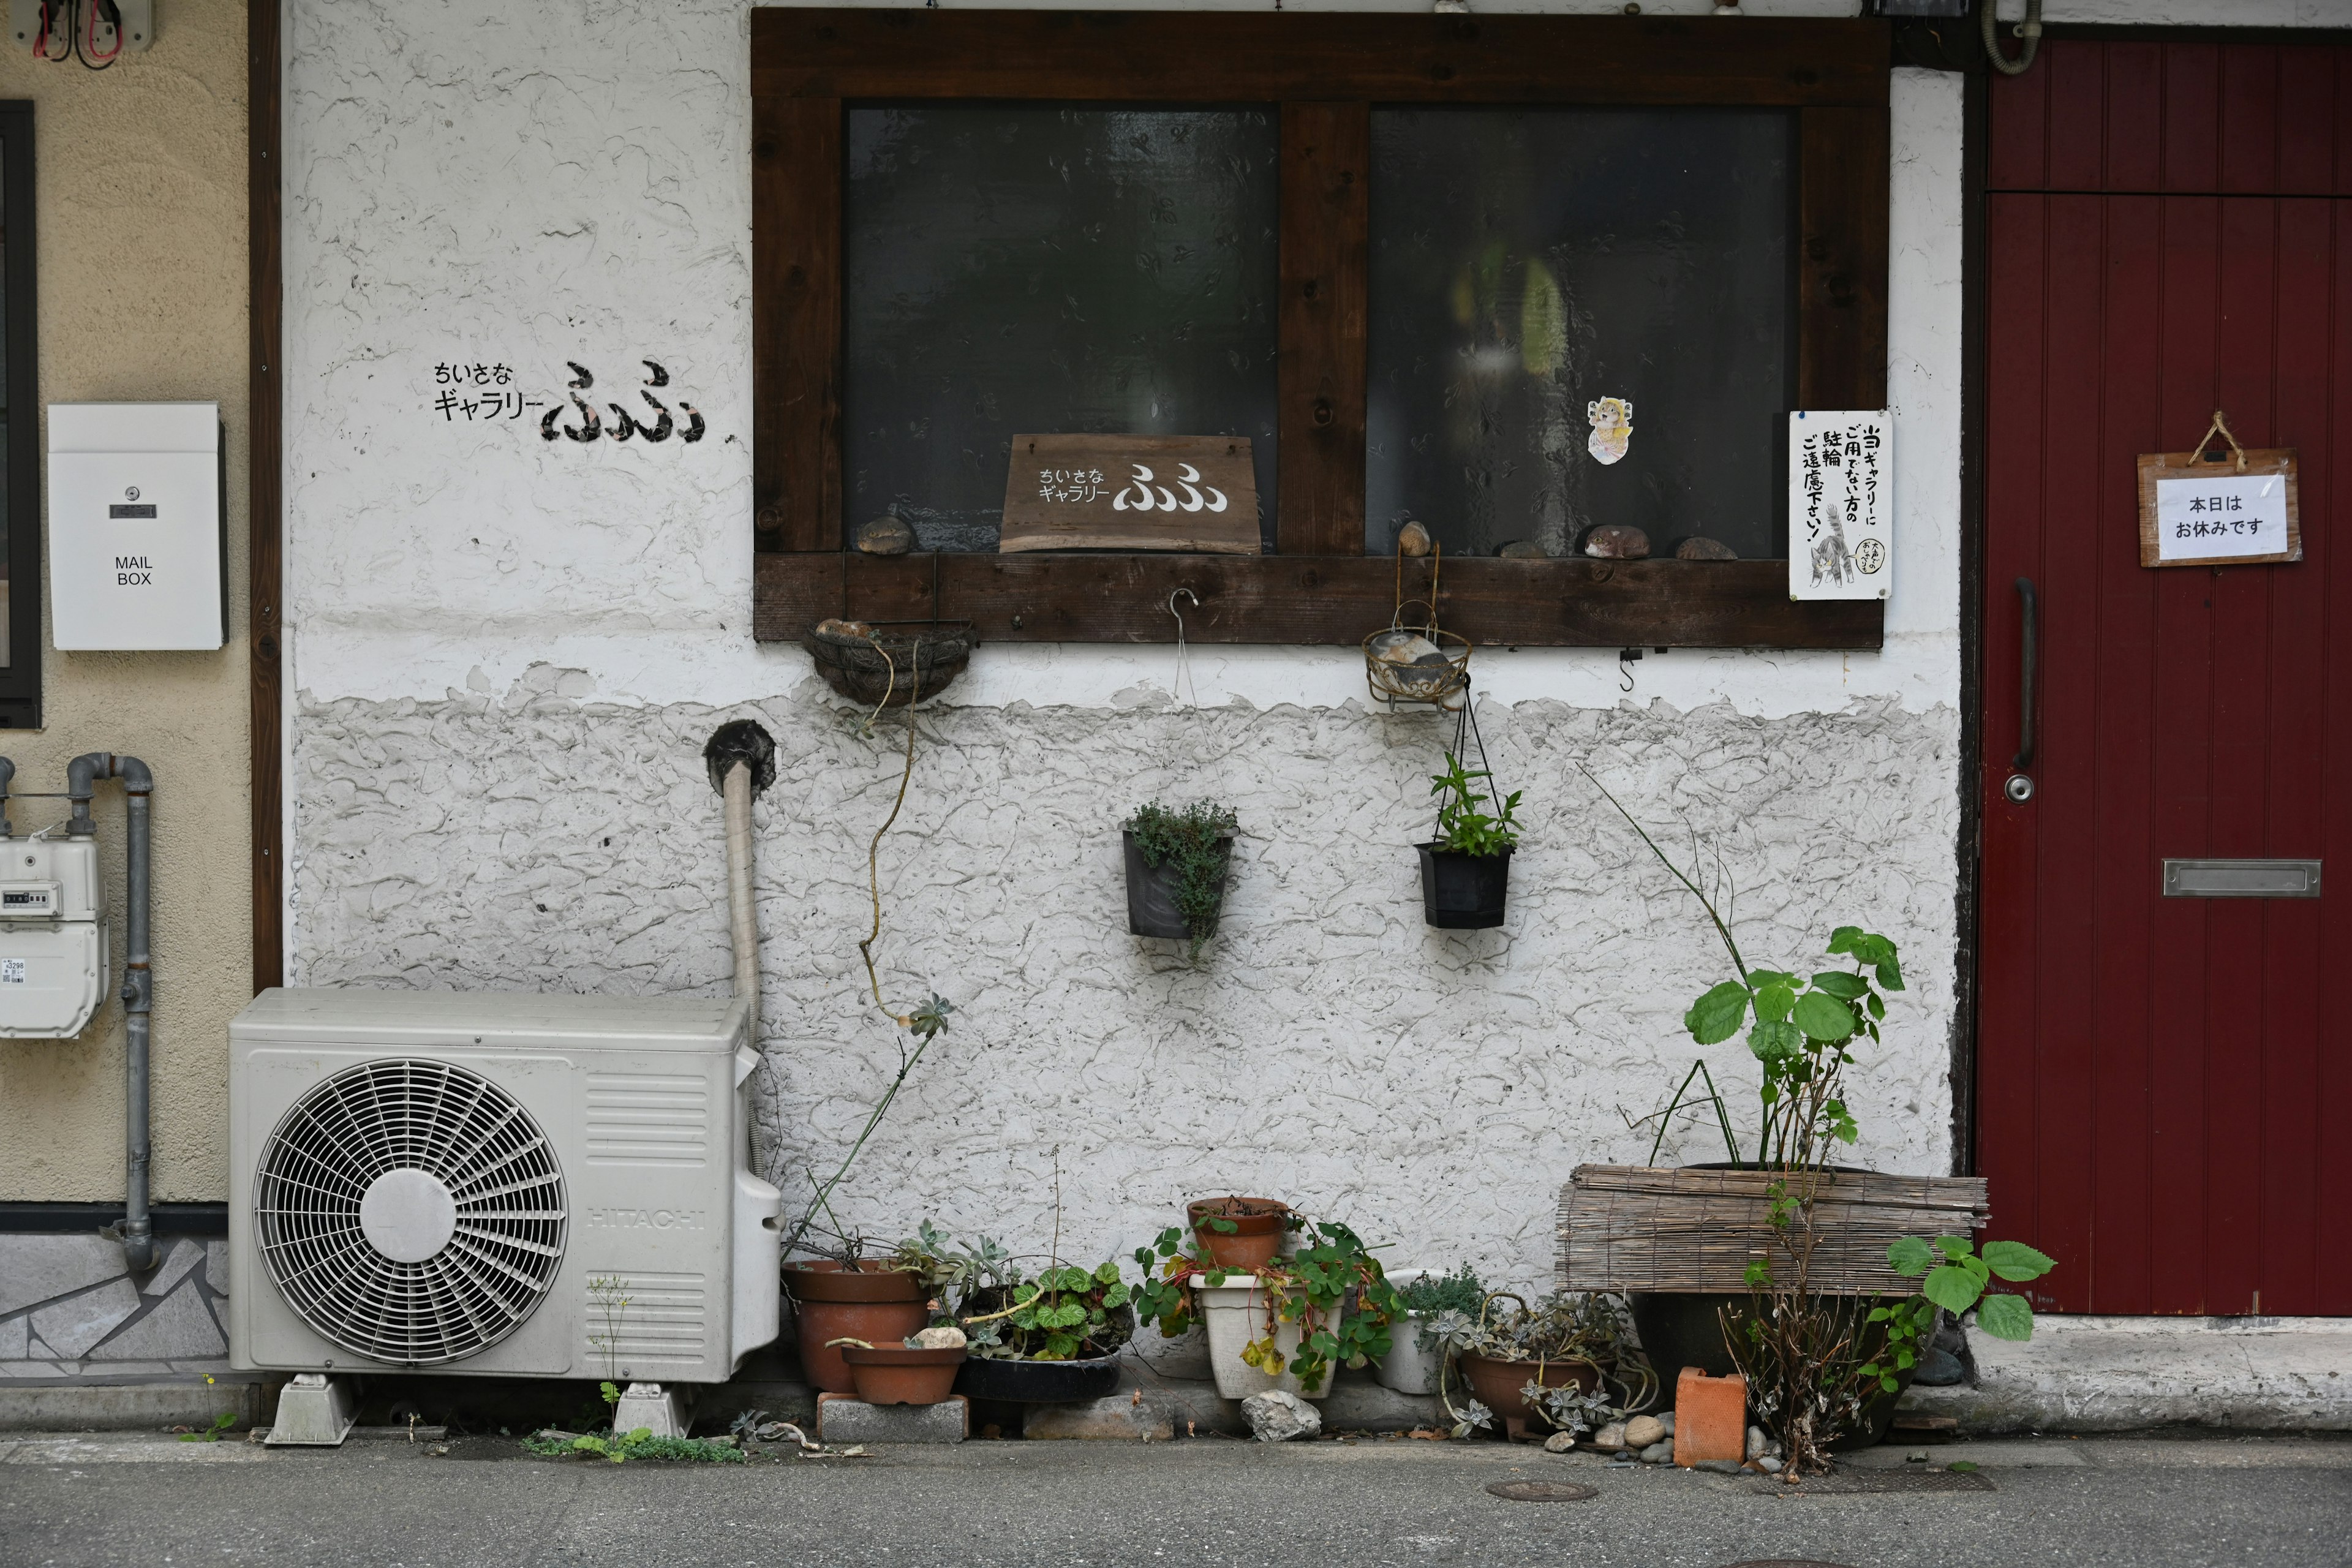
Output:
top-left (845, 105), bottom-right (1279, 552)
top-left (1368, 108), bottom-right (1795, 562)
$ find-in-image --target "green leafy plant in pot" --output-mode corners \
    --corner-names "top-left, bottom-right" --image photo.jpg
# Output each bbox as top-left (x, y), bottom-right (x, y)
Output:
top-left (1133, 1212), bottom-right (1404, 1400)
top-left (1419, 750), bottom-right (1520, 929)
top-left (1591, 770), bottom-right (2057, 1475)
top-left (1125, 800), bottom-right (1238, 959)
top-left (1423, 1290), bottom-right (1655, 1442)
top-left (955, 1258), bottom-right (1137, 1404)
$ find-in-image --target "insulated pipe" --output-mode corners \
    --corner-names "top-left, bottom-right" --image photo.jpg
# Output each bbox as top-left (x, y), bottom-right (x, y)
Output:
top-left (723, 761), bottom-right (760, 1027)
top-left (71, 753), bottom-right (158, 1272)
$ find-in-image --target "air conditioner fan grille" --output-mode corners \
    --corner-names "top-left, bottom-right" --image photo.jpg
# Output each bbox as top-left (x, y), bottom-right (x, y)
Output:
top-left (255, 1058), bottom-right (567, 1365)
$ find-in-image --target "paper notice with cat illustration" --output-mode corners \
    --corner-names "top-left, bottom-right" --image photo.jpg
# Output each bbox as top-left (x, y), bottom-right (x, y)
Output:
top-left (1789, 410), bottom-right (1891, 602)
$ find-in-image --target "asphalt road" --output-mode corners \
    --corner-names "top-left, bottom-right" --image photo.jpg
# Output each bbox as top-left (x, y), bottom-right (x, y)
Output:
top-left (2, 1431), bottom-right (2348, 1568)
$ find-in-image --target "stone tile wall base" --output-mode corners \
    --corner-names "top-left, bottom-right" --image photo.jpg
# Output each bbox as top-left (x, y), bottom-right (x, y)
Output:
top-left (0, 1232), bottom-right (231, 1376)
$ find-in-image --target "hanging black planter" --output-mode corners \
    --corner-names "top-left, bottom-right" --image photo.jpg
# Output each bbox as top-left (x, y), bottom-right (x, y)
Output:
top-left (1124, 831), bottom-right (1231, 941)
top-left (1418, 844), bottom-right (1512, 929)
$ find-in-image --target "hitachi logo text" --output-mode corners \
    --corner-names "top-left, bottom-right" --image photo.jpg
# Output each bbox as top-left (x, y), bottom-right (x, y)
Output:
top-left (585, 1207), bottom-right (703, 1231)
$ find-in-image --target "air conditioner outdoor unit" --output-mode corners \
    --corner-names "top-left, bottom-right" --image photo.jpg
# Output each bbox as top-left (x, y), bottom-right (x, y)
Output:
top-left (228, 989), bottom-right (782, 1387)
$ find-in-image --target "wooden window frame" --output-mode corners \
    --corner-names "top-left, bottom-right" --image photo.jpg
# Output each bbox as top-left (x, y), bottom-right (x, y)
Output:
top-left (751, 9), bottom-right (1890, 649)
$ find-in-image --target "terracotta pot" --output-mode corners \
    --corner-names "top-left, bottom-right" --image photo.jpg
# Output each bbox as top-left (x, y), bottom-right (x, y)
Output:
top-left (841, 1344), bottom-right (966, 1406)
top-left (785, 1261), bottom-right (929, 1395)
top-left (1186, 1197), bottom-right (1291, 1272)
top-left (1456, 1351), bottom-right (1597, 1423)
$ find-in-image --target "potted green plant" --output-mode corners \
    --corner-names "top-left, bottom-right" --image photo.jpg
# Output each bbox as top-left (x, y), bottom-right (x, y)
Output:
top-left (1425, 1291), bottom-right (1654, 1442)
top-left (1375, 1264), bottom-right (1485, 1396)
top-left (1418, 752), bottom-right (1519, 929)
top-left (1125, 799), bottom-right (1238, 957)
top-left (1584, 772), bottom-right (2055, 1474)
top-left (1184, 1195), bottom-right (1293, 1272)
top-left (954, 1258), bottom-right (1137, 1404)
top-left (1133, 1213), bottom-right (1403, 1403)
top-left (784, 1259), bottom-right (932, 1396)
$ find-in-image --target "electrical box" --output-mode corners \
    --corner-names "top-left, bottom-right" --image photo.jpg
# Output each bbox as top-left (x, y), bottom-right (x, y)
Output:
top-left (0, 835), bottom-right (110, 1038)
top-left (7, 0), bottom-right (154, 56)
top-left (48, 402), bottom-right (225, 651)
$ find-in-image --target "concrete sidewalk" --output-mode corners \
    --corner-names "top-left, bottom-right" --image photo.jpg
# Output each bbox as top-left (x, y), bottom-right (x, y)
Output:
top-left (1, 1428), bottom-right (2346, 1568)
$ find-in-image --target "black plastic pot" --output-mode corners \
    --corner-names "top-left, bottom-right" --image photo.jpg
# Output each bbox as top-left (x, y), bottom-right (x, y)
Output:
top-left (952, 1352), bottom-right (1124, 1404)
top-left (1417, 843), bottom-right (1511, 929)
top-left (951, 1301), bottom-right (1136, 1404)
top-left (1125, 831), bottom-right (1229, 941)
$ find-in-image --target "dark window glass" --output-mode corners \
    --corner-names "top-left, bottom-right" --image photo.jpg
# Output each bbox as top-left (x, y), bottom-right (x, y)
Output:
top-left (844, 105), bottom-right (1280, 552)
top-left (1368, 108), bottom-right (1795, 562)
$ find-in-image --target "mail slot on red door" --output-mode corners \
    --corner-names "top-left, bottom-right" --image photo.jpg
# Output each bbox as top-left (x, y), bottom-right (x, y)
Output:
top-left (47, 402), bottom-right (227, 651)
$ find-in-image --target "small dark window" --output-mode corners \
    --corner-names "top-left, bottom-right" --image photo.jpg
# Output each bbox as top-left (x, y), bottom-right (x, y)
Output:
top-left (0, 102), bottom-right (37, 725)
top-left (1367, 108), bottom-right (1796, 562)
top-left (843, 104), bottom-right (1280, 552)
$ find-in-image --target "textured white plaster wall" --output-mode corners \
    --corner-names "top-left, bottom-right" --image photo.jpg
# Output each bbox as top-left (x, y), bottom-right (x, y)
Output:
top-left (276, 0), bottom-right (1990, 1280)
top-left (266, 0), bottom-right (2341, 1309)
top-left (293, 688), bottom-right (1959, 1290)
top-left (281, 6), bottom-right (1966, 719)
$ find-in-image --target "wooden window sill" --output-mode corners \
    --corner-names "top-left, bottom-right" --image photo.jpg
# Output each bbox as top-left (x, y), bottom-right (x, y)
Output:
top-left (755, 551), bottom-right (1882, 650)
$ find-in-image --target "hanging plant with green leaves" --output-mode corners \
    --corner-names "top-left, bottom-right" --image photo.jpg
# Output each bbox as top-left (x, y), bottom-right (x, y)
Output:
top-left (1126, 799), bottom-right (1238, 959)
top-left (1428, 752), bottom-right (1520, 857)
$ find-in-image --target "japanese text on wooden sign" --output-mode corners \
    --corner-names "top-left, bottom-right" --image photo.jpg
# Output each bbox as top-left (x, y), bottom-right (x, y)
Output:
top-left (2135, 448), bottom-right (2301, 569)
top-left (1789, 411), bottom-right (1891, 602)
top-left (1000, 434), bottom-right (1260, 554)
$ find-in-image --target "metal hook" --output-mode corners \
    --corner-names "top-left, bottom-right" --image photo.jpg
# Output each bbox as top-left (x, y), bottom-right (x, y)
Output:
top-left (1167, 589), bottom-right (1200, 709)
top-left (1618, 646), bottom-right (1642, 693)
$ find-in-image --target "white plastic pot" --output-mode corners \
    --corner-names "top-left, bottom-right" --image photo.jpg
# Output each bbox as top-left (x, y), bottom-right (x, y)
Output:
top-left (1374, 1311), bottom-right (1444, 1396)
top-left (1189, 1274), bottom-right (1346, 1401)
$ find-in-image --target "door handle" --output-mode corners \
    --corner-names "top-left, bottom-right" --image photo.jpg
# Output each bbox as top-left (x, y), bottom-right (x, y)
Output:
top-left (2006, 576), bottom-right (2037, 802)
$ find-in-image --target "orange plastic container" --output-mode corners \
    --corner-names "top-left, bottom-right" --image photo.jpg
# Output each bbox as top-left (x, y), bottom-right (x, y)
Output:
top-left (1673, 1365), bottom-right (1748, 1466)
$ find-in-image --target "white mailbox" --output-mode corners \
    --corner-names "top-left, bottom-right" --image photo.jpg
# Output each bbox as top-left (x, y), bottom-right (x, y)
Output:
top-left (47, 402), bottom-right (227, 651)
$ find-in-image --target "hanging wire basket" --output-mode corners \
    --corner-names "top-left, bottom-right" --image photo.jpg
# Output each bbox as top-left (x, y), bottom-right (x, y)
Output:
top-left (802, 618), bottom-right (976, 708)
top-left (1363, 542), bottom-right (1472, 710)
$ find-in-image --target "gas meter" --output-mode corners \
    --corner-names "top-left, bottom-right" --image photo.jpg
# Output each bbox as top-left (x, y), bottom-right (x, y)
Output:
top-left (0, 834), bottom-right (109, 1038)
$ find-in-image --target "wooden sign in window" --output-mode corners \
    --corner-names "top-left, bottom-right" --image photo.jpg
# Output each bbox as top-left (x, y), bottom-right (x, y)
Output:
top-left (999, 434), bottom-right (1261, 554)
top-left (2136, 416), bottom-right (2300, 569)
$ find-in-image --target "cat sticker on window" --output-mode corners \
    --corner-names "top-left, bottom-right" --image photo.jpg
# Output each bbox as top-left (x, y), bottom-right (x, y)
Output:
top-left (1587, 396), bottom-right (1632, 466)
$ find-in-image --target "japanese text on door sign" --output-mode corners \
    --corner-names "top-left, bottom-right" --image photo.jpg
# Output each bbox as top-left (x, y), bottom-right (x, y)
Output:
top-left (1789, 410), bottom-right (1892, 602)
top-left (2152, 474), bottom-right (2289, 561)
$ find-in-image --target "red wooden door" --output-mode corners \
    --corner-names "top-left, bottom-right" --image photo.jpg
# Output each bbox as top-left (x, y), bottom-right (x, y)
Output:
top-left (1978, 40), bottom-right (2352, 1316)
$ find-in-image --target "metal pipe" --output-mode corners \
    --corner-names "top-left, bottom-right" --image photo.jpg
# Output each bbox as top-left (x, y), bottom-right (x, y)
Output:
top-left (0, 755), bottom-right (14, 838)
top-left (74, 753), bottom-right (158, 1272)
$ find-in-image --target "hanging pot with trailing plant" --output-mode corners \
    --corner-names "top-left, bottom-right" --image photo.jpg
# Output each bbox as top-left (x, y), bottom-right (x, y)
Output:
top-left (1415, 696), bottom-right (1520, 930)
top-left (1124, 800), bottom-right (1238, 958)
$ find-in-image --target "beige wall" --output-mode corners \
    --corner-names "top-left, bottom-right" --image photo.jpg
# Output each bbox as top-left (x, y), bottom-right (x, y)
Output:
top-left (0, 0), bottom-right (249, 1203)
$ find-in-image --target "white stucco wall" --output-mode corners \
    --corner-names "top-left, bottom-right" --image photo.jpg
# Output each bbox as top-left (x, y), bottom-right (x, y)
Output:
top-left (279, 1), bottom-right (1994, 1290)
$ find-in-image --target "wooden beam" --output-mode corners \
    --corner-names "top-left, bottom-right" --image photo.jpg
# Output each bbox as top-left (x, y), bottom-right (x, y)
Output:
top-left (752, 96), bottom-right (842, 552)
top-left (755, 552), bottom-right (1882, 650)
top-left (1798, 105), bottom-right (1892, 410)
top-left (1278, 102), bottom-right (1370, 558)
top-left (752, 11), bottom-right (1891, 108)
